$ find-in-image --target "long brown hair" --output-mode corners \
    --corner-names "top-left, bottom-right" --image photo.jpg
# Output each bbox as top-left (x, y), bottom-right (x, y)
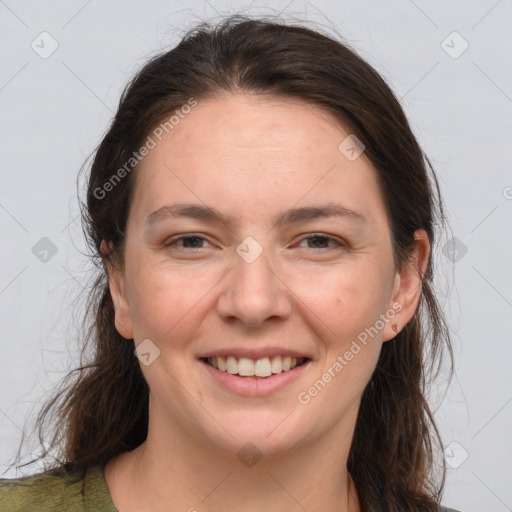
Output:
top-left (9, 15), bottom-right (453, 511)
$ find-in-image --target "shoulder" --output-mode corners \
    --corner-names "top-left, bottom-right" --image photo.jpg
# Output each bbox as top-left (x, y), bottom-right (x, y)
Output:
top-left (0, 465), bottom-right (85, 512)
top-left (0, 463), bottom-right (117, 512)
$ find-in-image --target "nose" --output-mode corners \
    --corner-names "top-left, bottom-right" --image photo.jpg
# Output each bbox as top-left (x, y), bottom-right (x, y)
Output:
top-left (216, 242), bottom-right (291, 328)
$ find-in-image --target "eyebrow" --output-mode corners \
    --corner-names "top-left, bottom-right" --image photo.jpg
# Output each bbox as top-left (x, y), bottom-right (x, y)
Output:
top-left (145, 202), bottom-right (366, 228)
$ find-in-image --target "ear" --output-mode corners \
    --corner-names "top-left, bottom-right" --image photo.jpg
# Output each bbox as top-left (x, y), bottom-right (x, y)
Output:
top-left (100, 240), bottom-right (134, 340)
top-left (382, 229), bottom-right (430, 342)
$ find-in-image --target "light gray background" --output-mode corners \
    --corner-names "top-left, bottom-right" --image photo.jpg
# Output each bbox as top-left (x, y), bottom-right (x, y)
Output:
top-left (1, 1), bottom-right (511, 511)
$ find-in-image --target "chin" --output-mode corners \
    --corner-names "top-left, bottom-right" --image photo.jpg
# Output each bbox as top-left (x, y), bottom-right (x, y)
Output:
top-left (198, 412), bottom-right (311, 459)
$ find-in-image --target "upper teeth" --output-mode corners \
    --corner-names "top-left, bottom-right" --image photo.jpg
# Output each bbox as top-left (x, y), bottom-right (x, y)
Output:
top-left (206, 356), bottom-right (306, 377)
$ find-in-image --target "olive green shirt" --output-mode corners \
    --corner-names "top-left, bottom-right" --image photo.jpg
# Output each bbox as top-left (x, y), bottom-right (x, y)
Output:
top-left (0, 464), bottom-right (117, 511)
top-left (0, 464), bottom-right (462, 511)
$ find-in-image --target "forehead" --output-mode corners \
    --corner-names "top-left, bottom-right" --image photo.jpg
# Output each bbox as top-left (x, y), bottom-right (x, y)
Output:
top-left (128, 94), bottom-right (387, 230)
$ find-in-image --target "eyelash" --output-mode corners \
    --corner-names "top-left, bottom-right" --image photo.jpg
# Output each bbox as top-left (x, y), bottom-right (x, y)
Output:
top-left (164, 234), bottom-right (346, 251)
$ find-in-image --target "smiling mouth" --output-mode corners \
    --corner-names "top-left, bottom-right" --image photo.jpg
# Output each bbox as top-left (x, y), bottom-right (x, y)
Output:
top-left (200, 356), bottom-right (310, 378)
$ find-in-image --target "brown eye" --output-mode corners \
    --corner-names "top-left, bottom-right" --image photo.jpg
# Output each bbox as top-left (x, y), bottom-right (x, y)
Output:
top-left (165, 235), bottom-right (210, 249)
top-left (297, 234), bottom-right (345, 250)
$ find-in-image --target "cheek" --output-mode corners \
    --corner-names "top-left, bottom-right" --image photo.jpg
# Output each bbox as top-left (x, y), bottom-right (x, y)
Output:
top-left (299, 262), bottom-right (391, 342)
top-left (295, 267), bottom-right (387, 415)
top-left (124, 255), bottom-right (216, 344)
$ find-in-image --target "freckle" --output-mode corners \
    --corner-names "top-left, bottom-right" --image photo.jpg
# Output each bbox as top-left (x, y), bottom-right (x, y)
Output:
top-left (336, 298), bottom-right (341, 303)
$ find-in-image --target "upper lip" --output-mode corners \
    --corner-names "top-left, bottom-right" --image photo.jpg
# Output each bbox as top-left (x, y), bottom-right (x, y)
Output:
top-left (198, 347), bottom-right (312, 360)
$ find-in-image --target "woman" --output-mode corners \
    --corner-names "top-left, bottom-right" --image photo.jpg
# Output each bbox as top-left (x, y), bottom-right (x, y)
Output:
top-left (0, 15), bottom-right (461, 512)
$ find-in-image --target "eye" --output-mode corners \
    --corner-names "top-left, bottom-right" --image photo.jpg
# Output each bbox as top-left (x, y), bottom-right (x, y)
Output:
top-left (296, 234), bottom-right (346, 250)
top-left (163, 233), bottom-right (345, 252)
top-left (164, 234), bottom-right (212, 250)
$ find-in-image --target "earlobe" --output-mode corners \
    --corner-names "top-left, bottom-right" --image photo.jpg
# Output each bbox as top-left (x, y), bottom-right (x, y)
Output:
top-left (101, 240), bottom-right (134, 340)
top-left (108, 271), bottom-right (134, 340)
top-left (383, 229), bottom-right (430, 342)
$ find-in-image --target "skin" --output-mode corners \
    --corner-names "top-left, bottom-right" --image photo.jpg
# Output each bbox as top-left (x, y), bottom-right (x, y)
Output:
top-left (103, 93), bottom-right (430, 512)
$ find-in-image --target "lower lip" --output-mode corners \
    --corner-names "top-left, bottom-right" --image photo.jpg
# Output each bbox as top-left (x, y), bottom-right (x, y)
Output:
top-left (199, 359), bottom-right (311, 397)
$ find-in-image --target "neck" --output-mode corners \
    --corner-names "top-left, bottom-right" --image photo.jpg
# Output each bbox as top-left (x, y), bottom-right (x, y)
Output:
top-left (105, 404), bottom-right (360, 512)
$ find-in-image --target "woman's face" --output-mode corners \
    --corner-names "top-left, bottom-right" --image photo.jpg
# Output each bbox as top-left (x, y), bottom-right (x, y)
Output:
top-left (108, 94), bottom-right (426, 457)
